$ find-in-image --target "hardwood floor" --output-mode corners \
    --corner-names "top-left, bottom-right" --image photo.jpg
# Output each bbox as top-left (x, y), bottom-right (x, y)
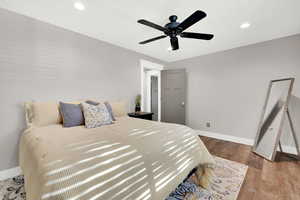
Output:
top-left (200, 136), bottom-right (300, 200)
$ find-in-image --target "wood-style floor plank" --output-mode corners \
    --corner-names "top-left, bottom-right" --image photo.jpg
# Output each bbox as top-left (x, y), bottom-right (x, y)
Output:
top-left (199, 136), bottom-right (300, 200)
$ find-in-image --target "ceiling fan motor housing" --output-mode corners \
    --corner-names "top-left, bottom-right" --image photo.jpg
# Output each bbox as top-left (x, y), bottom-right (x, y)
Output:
top-left (165, 15), bottom-right (181, 36)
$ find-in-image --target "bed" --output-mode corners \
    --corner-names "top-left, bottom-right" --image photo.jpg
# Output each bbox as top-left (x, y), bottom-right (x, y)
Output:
top-left (20, 102), bottom-right (215, 200)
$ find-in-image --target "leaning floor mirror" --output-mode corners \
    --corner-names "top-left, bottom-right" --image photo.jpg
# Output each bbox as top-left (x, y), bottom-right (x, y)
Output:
top-left (252, 78), bottom-right (299, 161)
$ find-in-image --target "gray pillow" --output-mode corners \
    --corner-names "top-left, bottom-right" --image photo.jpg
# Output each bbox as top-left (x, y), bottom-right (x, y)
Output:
top-left (85, 100), bottom-right (99, 106)
top-left (59, 102), bottom-right (84, 127)
top-left (86, 100), bottom-right (116, 121)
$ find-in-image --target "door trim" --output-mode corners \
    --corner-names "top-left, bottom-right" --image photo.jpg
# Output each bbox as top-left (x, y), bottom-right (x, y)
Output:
top-left (140, 59), bottom-right (164, 122)
top-left (146, 71), bottom-right (159, 113)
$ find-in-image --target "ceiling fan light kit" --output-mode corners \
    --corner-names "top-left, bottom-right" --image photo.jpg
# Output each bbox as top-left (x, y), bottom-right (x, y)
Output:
top-left (138, 10), bottom-right (214, 51)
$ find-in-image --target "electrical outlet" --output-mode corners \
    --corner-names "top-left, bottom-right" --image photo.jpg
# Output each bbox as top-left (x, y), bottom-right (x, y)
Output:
top-left (206, 122), bottom-right (211, 128)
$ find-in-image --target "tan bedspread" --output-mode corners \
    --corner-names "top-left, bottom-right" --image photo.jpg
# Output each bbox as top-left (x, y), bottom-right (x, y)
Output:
top-left (20, 117), bottom-right (215, 200)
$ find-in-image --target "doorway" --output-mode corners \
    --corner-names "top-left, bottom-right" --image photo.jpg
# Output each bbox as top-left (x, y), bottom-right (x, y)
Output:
top-left (140, 60), bottom-right (163, 121)
top-left (140, 60), bottom-right (186, 124)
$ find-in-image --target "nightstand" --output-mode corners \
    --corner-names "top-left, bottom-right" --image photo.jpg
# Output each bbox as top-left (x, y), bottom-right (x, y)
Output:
top-left (128, 112), bottom-right (154, 120)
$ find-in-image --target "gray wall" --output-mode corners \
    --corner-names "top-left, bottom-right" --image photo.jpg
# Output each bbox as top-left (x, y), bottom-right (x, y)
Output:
top-left (0, 8), bottom-right (163, 170)
top-left (169, 34), bottom-right (300, 148)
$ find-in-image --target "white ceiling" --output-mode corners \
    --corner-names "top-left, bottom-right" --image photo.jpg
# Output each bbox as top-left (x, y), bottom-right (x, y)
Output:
top-left (0, 0), bottom-right (300, 62)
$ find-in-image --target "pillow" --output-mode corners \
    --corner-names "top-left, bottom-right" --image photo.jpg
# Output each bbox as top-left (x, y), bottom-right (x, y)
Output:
top-left (59, 102), bottom-right (84, 127)
top-left (24, 101), bottom-right (84, 127)
top-left (81, 102), bottom-right (112, 128)
top-left (24, 102), bottom-right (34, 128)
top-left (86, 100), bottom-right (116, 121)
top-left (104, 102), bottom-right (116, 121)
top-left (25, 102), bottom-right (62, 127)
top-left (110, 101), bottom-right (127, 117)
top-left (85, 100), bottom-right (99, 106)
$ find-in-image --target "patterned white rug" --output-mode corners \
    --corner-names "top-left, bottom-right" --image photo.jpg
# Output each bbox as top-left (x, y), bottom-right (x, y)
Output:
top-left (209, 157), bottom-right (248, 200)
top-left (167, 156), bottom-right (248, 200)
top-left (0, 156), bottom-right (247, 200)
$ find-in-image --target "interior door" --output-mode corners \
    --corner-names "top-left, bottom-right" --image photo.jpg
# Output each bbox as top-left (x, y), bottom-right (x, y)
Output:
top-left (161, 69), bottom-right (186, 124)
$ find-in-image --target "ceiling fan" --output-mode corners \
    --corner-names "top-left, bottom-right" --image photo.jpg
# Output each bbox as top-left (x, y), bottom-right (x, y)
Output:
top-left (137, 10), bottom-right (214, 51)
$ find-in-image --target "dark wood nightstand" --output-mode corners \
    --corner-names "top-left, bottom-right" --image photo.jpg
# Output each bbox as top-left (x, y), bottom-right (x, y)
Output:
top-left (128, 112), bottom-right (154, 120)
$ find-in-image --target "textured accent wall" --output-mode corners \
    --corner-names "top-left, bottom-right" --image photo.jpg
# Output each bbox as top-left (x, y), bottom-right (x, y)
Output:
top-left (169, 34), bottom-right (300, 148)
top-left (0, 8), bottom-right (163, 170)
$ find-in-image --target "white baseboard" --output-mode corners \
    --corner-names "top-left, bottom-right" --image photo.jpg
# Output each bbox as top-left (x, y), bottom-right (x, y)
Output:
top-left (197, 130), bottom-right (254, 146)
top-left (0, 167), bottom-right (22, 181)
top-left (197, 130), bottom-right (298, 155)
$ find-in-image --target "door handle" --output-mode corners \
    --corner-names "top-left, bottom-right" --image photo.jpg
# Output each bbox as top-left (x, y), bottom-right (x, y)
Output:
top-left (181, 102), bottom-right (185, 107)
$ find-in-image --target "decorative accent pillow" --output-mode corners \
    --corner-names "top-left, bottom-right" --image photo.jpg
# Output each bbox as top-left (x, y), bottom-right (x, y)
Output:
top-left (59, 102), bottom-right (84, 127)
top-left (86, 100), bottom-right (116, 121)
top-left (81, 102), bottom-right (112, 128)
top-left (104, 102), bottom-right (116, 121)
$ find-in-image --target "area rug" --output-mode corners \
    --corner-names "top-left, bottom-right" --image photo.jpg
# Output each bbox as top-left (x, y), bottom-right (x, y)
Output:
top-left (167, 156), bottom-right (248, 200)
top-left (209, 157), bottom-right (248, 200)
top-left (0, 156), bottom-right (247, 200)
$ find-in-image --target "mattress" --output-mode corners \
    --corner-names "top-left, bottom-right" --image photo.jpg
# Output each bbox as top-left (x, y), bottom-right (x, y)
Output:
top-left (19, 117), bottom-right (215, 200)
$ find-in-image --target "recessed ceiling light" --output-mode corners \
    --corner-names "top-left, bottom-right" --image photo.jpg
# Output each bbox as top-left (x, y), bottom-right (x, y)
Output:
top-left (240, 22), bottom-right (251, 29)
top-left (167, 47), bottom-right (172, 51)
top-left (74, 1), bottom-right (85, 11)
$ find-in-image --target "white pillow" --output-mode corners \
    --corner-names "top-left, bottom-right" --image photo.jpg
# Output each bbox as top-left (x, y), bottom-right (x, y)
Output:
top-left (81, 102), bottom-right (113, 128)
top-left (24, 102), bottom-right (62, 127)
top-left (110, 101), bottom-right (127, 117)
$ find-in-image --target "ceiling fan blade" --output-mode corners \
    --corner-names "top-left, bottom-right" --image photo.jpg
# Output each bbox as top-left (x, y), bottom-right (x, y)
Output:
top-left (139, 35), bottom-right (167, 44)
top-left (138, 19), bottom-right (168, 32)
top-left (177, 10), bottom-right (207, 32)
top-left (180, 32), bottom-right (214, 40)
top-left (170, 37), bottom-right (179, 50)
